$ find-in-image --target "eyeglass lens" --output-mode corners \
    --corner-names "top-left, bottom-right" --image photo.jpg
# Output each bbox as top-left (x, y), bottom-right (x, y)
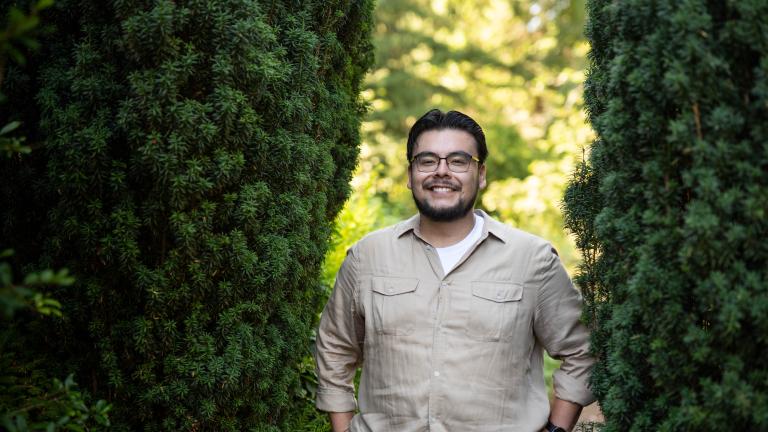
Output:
top-left (413, 152), bottom-right (474, 172)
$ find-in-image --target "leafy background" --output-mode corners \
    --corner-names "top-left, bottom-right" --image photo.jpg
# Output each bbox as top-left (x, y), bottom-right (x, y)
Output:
top-left (325, 0), bottom-right (591, 279)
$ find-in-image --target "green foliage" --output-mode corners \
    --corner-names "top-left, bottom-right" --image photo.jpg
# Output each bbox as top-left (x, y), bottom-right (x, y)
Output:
top-left (0, 120), bottom-right (29, 156)
top-left (564, 0), bottom-right (768, 430)
top-left (1, 0), bottom-right (374, 430)
top-left (0, 0), bottom-right (54, 156)
top-left (0, 249), bottom-right (71, 318)
top-left (321, 169), bottom-right (397, 288)
top-left (1, 4), bottom-right (109, 430)
top-left (1, 373), bottom-right (111, 432)
top-left (0, 0), bottom-right (53, 83)
top-left (0, 249), bottom-right (108, 432)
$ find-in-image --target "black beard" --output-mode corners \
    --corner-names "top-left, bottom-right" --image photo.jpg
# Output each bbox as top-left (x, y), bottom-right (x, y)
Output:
top-left (413, 187), bottom-right (477, 222)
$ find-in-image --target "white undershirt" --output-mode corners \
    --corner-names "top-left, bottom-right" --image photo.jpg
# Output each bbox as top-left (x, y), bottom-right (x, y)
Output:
top-left (435, 214), bottom-right (484, 274)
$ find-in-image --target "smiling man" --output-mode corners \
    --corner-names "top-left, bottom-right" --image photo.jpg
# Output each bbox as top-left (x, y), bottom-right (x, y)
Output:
top-left (315, 109), bottom-right (595, 432)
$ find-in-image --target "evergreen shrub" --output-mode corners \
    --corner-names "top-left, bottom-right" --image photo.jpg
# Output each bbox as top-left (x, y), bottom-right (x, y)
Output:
top-left (564, 1), bottom-right (768, 430)
top-left (1, 1), bottom-right (373, 430)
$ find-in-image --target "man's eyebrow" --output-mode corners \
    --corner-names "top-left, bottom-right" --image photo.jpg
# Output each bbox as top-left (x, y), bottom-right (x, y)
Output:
top-left (416, 151), bottom-right (469, 156)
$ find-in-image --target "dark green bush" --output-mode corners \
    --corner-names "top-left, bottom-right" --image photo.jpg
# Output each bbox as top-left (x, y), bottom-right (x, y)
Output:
top-left (1, 1), bottom-right (373, 430)
top-left (564, 1), bottom-right (768, 431)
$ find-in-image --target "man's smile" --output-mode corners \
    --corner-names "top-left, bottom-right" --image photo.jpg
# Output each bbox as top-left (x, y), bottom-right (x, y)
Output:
top-left (425, 182), bottom-right (459, 193)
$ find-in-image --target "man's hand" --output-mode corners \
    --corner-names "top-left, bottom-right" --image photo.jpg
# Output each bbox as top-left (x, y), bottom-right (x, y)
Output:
top-left (329, 411), bottom-right (354, 432)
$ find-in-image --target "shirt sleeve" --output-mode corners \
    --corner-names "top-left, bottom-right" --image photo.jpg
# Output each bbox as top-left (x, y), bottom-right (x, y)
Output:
top-left (532, 242), bottom-right (596, 406)
top-left (314, 246), bottom-right (365, 412)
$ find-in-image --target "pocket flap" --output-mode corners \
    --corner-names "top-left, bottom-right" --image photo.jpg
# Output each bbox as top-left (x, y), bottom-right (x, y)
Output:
top-left (372, 277), bottom-right (419, 296)
top-left (471, 282), bottom-right (523, 302)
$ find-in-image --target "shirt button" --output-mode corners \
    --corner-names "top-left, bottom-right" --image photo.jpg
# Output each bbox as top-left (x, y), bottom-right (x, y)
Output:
top-left (433, 371), bottom-right (440, 377)
top-left (496, 292), bottom-right (503, 300)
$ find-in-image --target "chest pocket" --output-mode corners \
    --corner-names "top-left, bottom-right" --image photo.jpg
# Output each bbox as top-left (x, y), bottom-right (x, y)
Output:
top-left (371, 276), bottom-right (419, 336)
top-left (466, 281), bottom-right (523, 341)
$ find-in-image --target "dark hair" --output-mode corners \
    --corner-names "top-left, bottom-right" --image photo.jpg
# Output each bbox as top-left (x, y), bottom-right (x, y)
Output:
top-left (406, 109), bottom-right (488, 164)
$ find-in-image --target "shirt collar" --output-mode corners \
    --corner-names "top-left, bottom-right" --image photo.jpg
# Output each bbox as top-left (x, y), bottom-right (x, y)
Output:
top-left (394, 209), bottom-right (508, 244)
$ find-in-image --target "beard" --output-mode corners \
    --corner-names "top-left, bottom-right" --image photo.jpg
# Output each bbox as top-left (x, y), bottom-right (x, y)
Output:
top-left (413, 182), bottom-right (478, 222)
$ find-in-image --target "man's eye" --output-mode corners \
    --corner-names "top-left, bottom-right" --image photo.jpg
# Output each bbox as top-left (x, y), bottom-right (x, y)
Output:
top-left (449, 158), bottom-right (468, 166)
top-left (420, 158), bottom-right (438, 165)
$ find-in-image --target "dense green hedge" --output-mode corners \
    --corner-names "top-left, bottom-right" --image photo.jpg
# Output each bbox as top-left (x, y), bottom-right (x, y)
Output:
top-left (1, 1), bottom-right (373, 430)
top-left (564, 0), bottom-right (768, 430)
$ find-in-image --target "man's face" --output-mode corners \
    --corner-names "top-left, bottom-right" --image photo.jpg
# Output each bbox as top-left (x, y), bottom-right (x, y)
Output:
top-left (408, 129), bottom-right (487, 222)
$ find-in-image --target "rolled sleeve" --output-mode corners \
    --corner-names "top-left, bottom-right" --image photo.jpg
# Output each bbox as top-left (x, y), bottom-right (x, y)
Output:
top-left (532, 243), bottom-right (596, 406)
top-left (315, 246), bottom-right (364, 412)
top-left (316, 387), bottom-right (357, 413)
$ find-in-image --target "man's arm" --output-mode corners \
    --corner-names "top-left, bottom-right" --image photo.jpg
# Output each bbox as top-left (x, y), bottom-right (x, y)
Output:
top-left (329, 411), bottom-right (355, 432)
top-left (532, 243), bottom-right (596, 431)
top-left (315, 247), bottom-right (364, 427)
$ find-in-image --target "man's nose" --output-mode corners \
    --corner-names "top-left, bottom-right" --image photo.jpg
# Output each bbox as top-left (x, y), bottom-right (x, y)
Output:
top-left (435, 158), bottom-right (451, 175)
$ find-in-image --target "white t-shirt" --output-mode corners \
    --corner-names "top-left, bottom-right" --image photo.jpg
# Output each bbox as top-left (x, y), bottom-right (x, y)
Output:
top-left (435, 214), bottom-right (484, 273)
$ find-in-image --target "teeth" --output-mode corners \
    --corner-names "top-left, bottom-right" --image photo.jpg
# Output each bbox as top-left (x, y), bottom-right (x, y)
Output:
top-left (432, 187), bottom-right (453, 192)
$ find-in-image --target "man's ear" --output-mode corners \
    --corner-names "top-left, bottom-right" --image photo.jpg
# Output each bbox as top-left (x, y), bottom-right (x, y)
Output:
top-left (407, 167), bottom-right (413, 190)
top-left (479, 164), bottom-right (487, 189)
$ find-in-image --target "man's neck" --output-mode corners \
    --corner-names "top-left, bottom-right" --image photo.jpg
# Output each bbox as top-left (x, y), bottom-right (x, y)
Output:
top-left (418, 210), bottom-right (477, 248)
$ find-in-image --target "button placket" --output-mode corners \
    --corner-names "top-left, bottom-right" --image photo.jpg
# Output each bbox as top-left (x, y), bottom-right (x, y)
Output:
top-left (430, 278), bottom-right (448, 426)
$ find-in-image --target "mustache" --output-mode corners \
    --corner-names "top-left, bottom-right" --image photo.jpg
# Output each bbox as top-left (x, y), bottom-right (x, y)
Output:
top-left (424, 181), bottom-right (459, 190)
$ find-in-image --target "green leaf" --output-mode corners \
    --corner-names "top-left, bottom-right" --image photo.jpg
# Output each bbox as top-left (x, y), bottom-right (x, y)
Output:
top-left (36, 0), bottom-right (55, 10)
top-left (64, 373), bottom-right (75, 389)
top-left (18, 37), bottom-right (41, 51)
top-left (0, 121), bottom-right (21, 135)
top-left (38, 269), bottom-right (54, 283)
top-left (14, 415), bottom-right (27, 432)
top-left (0, 262), bottom-right (12, 286)
top-left (53, 269), bottom-right (75, 285)
top-left (8, 48), bottom-right (26, 66)
top-left (22, 272), bottom-right (39, 285)
top-left (7, 7), bottom-right (24, 24)
top-left (1, 415), bottom-right (17, 432)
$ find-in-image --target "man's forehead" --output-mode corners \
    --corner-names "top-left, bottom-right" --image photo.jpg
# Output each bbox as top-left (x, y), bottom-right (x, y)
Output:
top-left (414, 129), bottom-right (477, 152)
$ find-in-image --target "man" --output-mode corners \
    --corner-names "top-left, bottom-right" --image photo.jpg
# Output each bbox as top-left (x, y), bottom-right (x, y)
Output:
top-left (315, 109), bottom-right (595, 432)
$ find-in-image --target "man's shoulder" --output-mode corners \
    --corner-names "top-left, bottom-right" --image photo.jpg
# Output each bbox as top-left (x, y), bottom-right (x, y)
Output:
top-left (351, 217), bottom-right (415, 252)
top-left (482, 212), bottom-right (551, 249)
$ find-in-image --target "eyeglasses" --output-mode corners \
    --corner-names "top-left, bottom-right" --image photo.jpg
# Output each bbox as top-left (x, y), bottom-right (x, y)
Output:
top-left (410, 151), bottom-right (481, 173)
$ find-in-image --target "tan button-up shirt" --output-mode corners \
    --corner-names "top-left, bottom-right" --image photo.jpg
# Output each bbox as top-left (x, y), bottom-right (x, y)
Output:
top-left (315, 210), bottom-right (595, 432)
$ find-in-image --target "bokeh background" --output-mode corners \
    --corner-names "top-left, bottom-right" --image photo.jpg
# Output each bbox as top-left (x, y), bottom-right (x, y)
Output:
top-left (323, 0), bottom-right (591, 290)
